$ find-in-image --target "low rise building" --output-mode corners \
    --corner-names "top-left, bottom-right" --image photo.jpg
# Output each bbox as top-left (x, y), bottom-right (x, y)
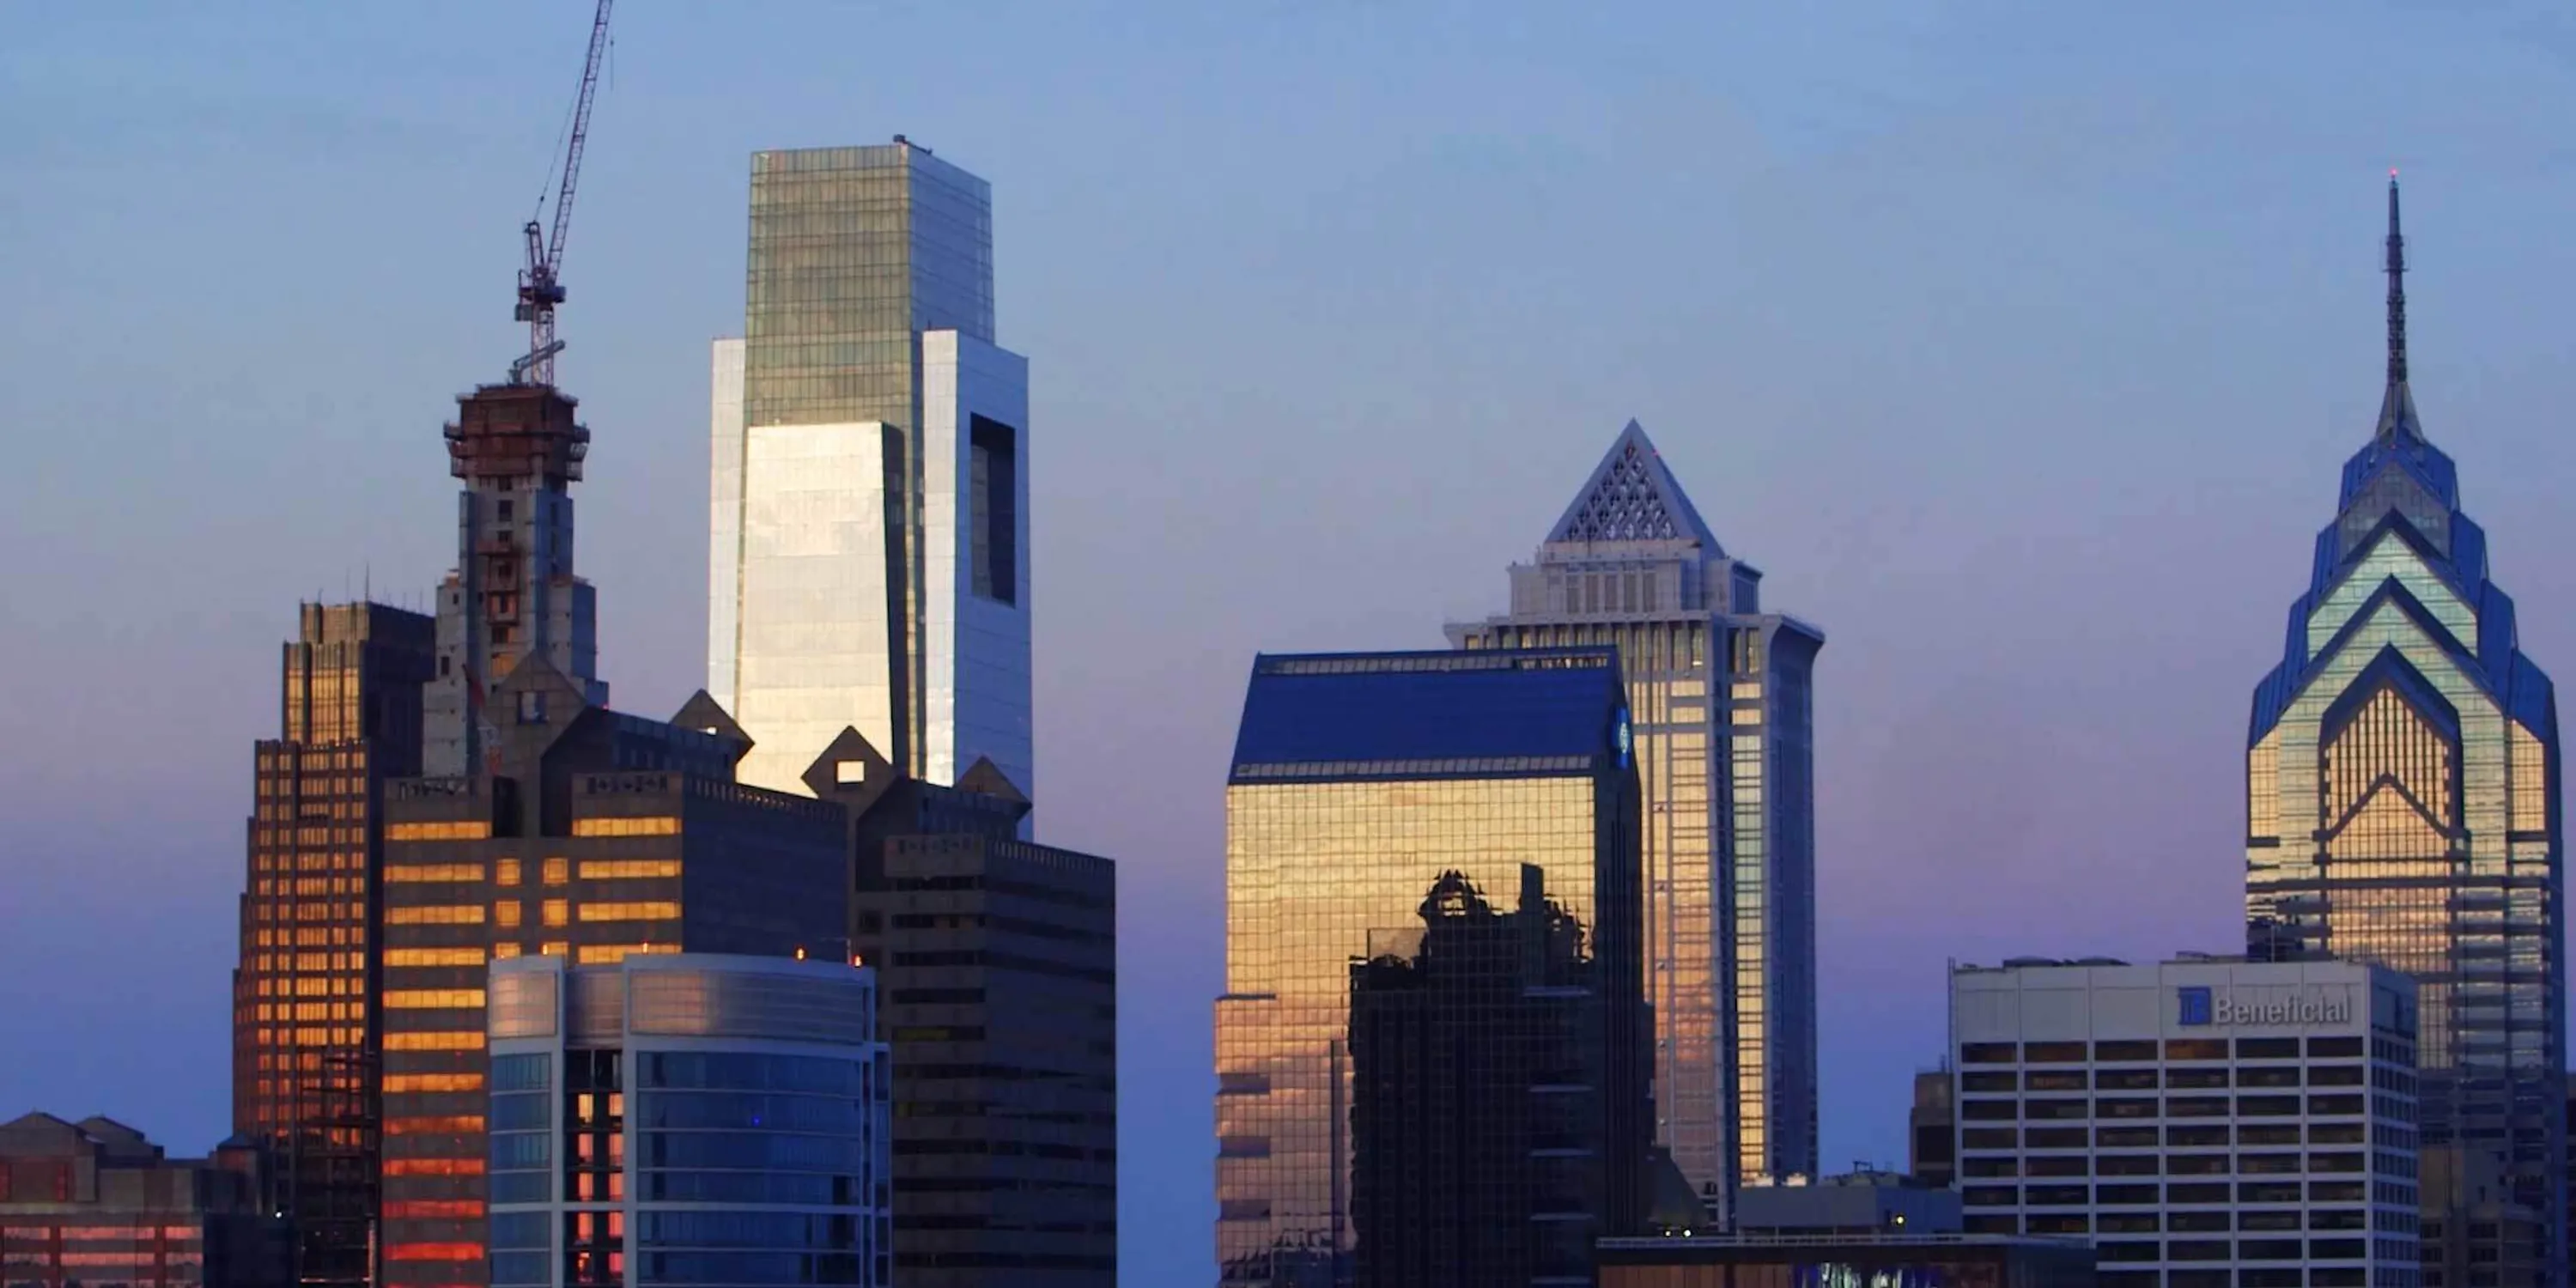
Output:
top-left (1950, 956), bottom-right (2423, 1288)
top-left (1736, 1169), bottom-right (1959, 1235)
top-left (0, 1114), bottom-right (290, 1288)
top-left (1597, 1233), bottom-right (2093, 1288)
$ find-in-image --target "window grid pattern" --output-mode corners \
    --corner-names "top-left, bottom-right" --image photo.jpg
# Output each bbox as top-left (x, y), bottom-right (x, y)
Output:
top-left (1952, 1038), bottom-right (2422, 1281)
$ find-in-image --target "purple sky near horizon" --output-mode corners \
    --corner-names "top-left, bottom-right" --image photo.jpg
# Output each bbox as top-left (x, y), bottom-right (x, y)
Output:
top-left (10, 3), bottom-right (2576, 1282)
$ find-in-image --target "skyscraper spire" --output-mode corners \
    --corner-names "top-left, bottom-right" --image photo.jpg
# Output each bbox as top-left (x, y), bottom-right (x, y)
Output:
top-left (2386, 172), bottom-right (2407, 390)
top-left (2377, 171), bottom-right (2421, 445)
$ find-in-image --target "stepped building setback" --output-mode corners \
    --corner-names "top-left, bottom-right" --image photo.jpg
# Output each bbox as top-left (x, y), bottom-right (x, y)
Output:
top-left (2244, 179), bottom-right (2566, 1286)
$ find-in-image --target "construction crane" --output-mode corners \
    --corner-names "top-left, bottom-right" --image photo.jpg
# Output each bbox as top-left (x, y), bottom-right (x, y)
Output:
top-left (510, 0), bottom-right (614, 386)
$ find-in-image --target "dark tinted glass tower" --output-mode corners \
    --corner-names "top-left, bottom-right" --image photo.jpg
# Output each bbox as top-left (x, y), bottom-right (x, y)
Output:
top-left (233, 600), bottom-right (434, 1288)
top-left (2245, 179), bottom-right (2566, 1286)
top-left (815, 731), bottom-right (1118, 1287)
top-left (1347, 866), bottom-right (1601, 1288)
top-left (1213, 647), bottom-right (1649, 1288)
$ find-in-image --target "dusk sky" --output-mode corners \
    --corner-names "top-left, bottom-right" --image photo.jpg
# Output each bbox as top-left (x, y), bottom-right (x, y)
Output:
top-left (10, 3), bottom-right (2576, 1283)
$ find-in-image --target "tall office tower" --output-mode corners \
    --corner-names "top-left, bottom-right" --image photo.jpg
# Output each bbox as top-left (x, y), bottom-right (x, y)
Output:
top-left (2245, 179), bottom-right (2566, 1287)
top-left (426, 384), bottom-right (608, 780)
top-left (375, 674), bottom-right (847, 1288)
top-left (483, 953), bottom-right (893, 1288)
top-left (1214, 647), bottom-right (1650, 1288)
top-left (1450, 420), bottom-right (1824, 1212)
top-left (1346, 865), bottom-right (1605, 1288)
top-left (233, 599), bottom-right (434, 1288)
top-left (815, 729), bottom-right (1117, 1287)
top-left (710, 138), bottom-right (1033, 800)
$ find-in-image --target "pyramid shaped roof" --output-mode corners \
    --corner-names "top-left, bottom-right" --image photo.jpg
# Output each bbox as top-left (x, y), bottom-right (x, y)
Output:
top-left (1542, 420), bottom-right (1722, 553)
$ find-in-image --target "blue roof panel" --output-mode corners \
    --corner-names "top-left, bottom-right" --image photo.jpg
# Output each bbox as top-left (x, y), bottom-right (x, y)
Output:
top-left (1230, 647), bottom-right (1624, 781)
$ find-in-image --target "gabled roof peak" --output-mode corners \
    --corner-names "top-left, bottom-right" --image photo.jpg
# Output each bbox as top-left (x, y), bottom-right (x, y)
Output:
top-left (1543, 419), bottom-right (1722, 551)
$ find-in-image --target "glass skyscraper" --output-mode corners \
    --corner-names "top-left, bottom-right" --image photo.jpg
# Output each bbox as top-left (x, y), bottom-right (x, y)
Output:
top-left (2245, 179), bottom-right (2565, 1286)
top-left (1214, 647), bottom-right (1650, 1287)
top-left (1450, 421), bottom-right (1823, 1215)
top-left (710, 139), bottom-right (1032, 801)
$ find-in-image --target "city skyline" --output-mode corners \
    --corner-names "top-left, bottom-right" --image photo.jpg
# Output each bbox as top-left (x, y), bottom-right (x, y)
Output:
top-left (14, 7), bottom-right (2576, 1288)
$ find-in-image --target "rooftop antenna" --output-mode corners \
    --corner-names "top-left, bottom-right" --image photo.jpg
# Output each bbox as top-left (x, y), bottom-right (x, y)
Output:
top-left (2377, 170), bottom-right (2421, 445)
top-left (2386, 170), bottom-right (2407, 392)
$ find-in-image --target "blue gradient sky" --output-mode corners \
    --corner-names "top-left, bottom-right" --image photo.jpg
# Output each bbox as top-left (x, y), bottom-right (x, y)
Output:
top-left (9, 2), bottom-right (2576, 1281)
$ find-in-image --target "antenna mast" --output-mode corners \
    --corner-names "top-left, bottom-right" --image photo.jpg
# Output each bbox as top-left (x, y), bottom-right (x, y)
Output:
top-left (511, 0), bottom-right (615, 387)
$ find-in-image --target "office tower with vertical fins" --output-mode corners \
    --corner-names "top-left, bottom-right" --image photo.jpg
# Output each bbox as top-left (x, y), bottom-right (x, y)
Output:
top-left (1450, 421), bottom-right (1824, 1217)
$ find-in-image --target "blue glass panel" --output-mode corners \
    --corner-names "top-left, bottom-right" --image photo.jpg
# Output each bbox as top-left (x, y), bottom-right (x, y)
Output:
top-left (491, 1092), bottom-right (550, 1132)
top-left (639, 1052), bottom-right (861, 1095)
top-left (490, 1130), bottom-right (551, 1170)
top-left (487, 1170), bottom-right (551, 1205)
top-left (491, 1054), bottom-right (551, 1091)
top-left (637, 1091), bottom-right (865, 1133)
top-left (489, 1251), bottom-right (550, 1286)
top-left (489, 1212), bottom-right (550, 1249)
top-left (1230, 649), bottom-right (1622, 772)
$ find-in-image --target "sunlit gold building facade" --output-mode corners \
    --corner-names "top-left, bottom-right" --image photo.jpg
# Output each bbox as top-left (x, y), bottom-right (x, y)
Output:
top-left (374, 668), bottom-right (845, 1288)
top-left (1213, 647), bottom-right (1649, 1287)
top-left (1451, 420), bottom-right (1823, 1216)
top-left (2245, 180), bottom-right (2564, 1287)
top-left (232, 599), bottom-right (434, 1288)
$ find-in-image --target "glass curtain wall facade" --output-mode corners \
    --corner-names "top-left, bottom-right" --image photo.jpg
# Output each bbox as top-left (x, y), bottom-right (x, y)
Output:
top-left (233, 600), bottom-right (434, 1288)
top-left (2245, 180), bottom-right (2566, 1288)
top-left (714, 141), bottom-right (1032, 801)
top-left (1449, 419), bottom-right (1824, 1214)
top-left (483, 954), bottom-right (892, 1288)
top-left (1212, 647), bottom-right (1649, 1288)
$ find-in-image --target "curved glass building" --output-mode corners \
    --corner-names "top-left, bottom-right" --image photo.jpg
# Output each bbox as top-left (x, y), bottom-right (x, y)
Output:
top-left (2245, 179), bottom-right (2565, 1286)
top-left (485, 953), bottom-right (891, 1288)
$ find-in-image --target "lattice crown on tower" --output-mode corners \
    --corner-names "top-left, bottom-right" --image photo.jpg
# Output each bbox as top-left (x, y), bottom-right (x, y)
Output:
top-left (1542, 419), bottom-right (1722, 552)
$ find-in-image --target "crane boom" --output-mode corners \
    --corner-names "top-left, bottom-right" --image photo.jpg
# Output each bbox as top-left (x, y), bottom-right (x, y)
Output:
top-left (512, 0), bottom-right (614, 387)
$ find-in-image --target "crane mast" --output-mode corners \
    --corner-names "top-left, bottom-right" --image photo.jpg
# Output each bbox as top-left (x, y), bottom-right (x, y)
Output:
top-left (512, 0), bottom-right (614, 386)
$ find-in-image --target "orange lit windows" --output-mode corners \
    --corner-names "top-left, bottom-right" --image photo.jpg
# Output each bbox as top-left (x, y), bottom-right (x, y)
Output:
top-left (385, 1115), bottom-right (485, 1135)
top-left (570, 817), bottom-right (678, 838)
top-left (576, 902), bottom-right (678, 923)
top-left (386, 1031), bottom-right (484, 1052)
